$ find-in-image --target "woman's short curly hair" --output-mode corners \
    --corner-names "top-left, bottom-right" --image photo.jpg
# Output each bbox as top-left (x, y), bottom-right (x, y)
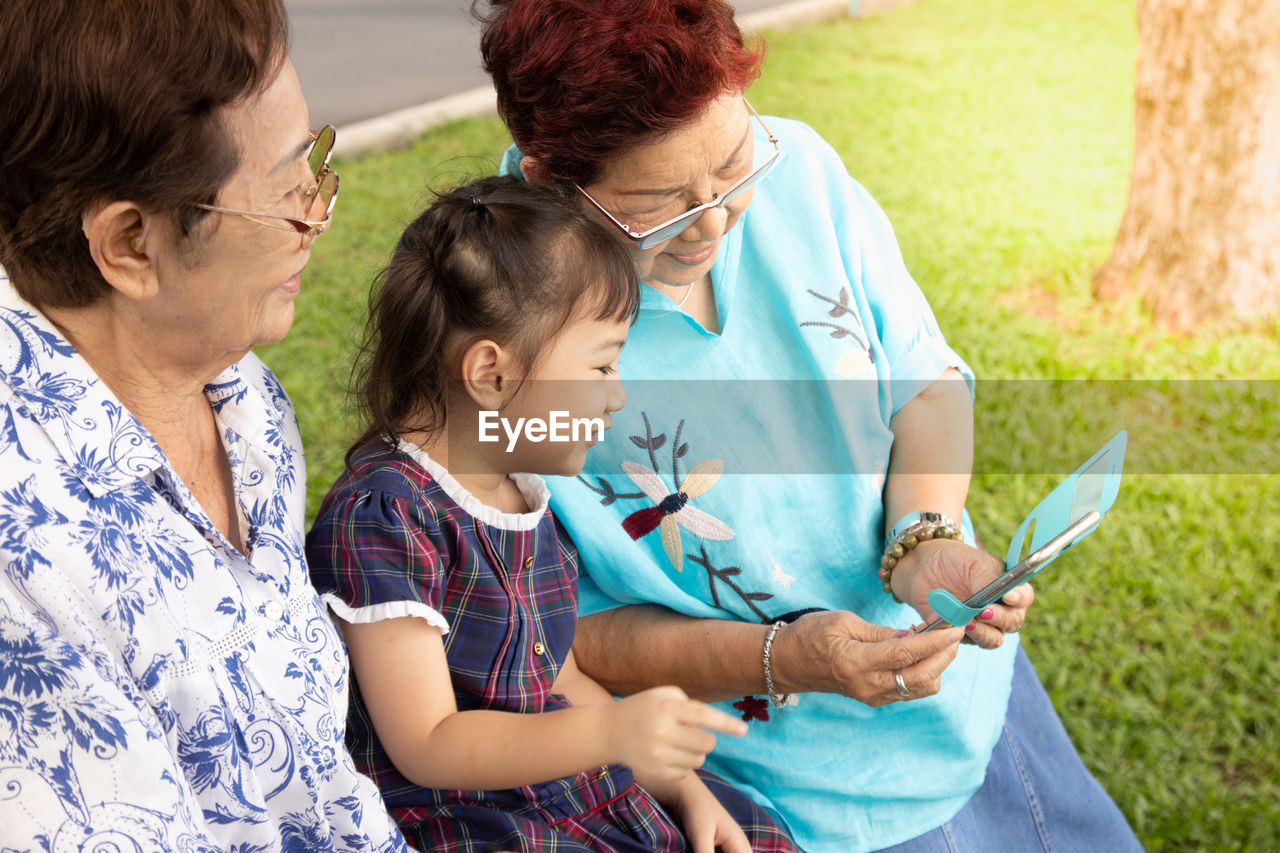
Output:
top-left (477, 0), bottom-right (764, 186)
top-left (0, 0), bottom-right (289, 309)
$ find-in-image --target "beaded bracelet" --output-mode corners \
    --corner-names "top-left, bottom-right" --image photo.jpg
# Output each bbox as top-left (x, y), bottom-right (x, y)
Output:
top-left (762, 621), bottom-right (792, 709)
top-left (878, 511), bottom-right (962, 602)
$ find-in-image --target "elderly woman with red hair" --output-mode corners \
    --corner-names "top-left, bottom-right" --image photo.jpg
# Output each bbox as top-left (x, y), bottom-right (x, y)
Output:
top-left (477, 1), bottom-right (1144, 851)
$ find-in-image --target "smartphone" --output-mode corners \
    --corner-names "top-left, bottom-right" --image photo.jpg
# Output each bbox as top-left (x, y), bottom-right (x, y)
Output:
top-left (916, 509), bottom-right (1102, 633)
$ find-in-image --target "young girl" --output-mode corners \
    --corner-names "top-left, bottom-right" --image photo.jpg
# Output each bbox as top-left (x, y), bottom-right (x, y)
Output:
top-left (306, 177), bottom-right (799, 853)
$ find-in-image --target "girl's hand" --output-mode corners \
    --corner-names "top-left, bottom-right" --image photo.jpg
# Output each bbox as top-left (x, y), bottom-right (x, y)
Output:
top-left (770, 610), bottom-right (963, 706)
top-left (649, 773), bottom-right (750, 853)
top-left (606, 686), bottom-right (747, 784)
top-left (890, 537), bottom-right (1035, 648)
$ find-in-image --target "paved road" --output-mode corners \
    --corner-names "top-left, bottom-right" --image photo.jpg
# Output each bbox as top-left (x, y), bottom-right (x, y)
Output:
top-left (288, 0), bottom-right (801, 127)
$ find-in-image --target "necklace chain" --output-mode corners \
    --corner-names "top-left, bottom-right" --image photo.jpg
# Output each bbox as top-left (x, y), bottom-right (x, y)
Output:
top-left (674, 280), bottom-right (696, 309)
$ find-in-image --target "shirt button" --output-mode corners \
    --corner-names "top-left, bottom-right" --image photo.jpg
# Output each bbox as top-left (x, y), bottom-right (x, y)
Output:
top-left (533, 641), bottom-right (546, 655)
top-left (264, 601), bottom-right (284, 621)
top-left (523, 555), bottom-right (536, 569)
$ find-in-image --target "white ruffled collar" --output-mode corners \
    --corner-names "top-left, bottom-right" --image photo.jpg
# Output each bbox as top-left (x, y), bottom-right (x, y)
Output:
top-left (395, 438), bottom-right (550, 532)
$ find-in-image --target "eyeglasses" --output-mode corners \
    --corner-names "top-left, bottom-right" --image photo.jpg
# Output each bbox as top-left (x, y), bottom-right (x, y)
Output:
top-left (574, 101), bottom-right (782, 250)
top-left (194, 125), bottom-right (339, 249)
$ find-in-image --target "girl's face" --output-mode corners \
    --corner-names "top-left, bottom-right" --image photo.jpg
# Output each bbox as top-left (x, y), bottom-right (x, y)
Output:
top-left (495, 313), bottom-right (630, 477)
top-left (578, 92), bottom-right (758, 288)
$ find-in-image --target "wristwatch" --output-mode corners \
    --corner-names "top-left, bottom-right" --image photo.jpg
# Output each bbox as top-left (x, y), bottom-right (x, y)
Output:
top-left (885, 511), bottom-right (959, 552)
top-left (879, 511), bottom-right (963, 599)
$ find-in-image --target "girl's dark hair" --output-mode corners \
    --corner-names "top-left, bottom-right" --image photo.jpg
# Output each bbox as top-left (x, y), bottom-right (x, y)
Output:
top-left (347, 176), bottom-right (639, 464)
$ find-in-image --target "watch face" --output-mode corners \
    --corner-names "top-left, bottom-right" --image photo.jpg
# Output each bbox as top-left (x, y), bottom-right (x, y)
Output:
top-left (894, 511), bottom-right (946, 534)
top-left (887, 511), bottom-right (960, 552)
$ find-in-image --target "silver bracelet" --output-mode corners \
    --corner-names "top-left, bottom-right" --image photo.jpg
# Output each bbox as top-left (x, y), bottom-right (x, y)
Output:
top-left (762, 621), bottom-right (792, 709)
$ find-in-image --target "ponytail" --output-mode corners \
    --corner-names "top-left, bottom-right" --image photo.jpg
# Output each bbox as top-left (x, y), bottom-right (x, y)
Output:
top-left (345, 175), bottom-right (637, 466)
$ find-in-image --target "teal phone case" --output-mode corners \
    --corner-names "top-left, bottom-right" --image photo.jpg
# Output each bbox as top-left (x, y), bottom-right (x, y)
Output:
top-left (928, 430), bottom-right (1128, 627)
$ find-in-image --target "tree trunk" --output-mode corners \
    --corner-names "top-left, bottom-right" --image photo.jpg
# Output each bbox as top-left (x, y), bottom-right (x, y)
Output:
top-left (1093, 0), bottom-right (1280, 329)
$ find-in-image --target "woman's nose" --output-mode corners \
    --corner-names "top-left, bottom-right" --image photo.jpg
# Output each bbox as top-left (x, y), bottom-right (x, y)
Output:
top-left (679, 202), bottom-right (730, 243)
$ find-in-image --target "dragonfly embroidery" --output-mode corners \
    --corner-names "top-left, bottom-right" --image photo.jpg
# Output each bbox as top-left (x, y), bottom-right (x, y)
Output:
top-left (620, 458), bottom-right (733, 571)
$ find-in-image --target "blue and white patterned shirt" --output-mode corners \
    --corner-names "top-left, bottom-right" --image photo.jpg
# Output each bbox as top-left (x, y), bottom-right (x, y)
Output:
top-left (0, 274), bottom-right (407, 852)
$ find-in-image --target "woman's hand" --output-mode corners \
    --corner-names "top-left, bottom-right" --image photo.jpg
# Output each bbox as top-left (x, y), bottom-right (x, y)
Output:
top-left (770, 610), bottom-right (964, 707)
top-left (890, 538), bottom-right (1035, 648)
top-left (647, 773), bottom-right (750, 853)
top-left (606, 686), bottom-right (747, 785)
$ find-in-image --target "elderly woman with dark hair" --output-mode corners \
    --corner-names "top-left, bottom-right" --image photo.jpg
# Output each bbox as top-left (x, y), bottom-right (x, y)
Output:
top-left (0, 1), bottom-right (405, 849)
top-left (477, 1), bottom-right (1144, 851)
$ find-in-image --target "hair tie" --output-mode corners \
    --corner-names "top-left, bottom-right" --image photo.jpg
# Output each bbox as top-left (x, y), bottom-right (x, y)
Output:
top-left (471, 196), bottom-right (483, 207)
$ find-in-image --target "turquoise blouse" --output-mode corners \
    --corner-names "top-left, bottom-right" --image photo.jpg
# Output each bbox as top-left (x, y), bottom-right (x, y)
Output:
top-left (502, 116), bottom-right (1018, 852)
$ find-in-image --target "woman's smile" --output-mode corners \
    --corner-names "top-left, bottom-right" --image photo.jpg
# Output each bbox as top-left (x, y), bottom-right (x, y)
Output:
top-left (668, 240), bottom-right (719, 267)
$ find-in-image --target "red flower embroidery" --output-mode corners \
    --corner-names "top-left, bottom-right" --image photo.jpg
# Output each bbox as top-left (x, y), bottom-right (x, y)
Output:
top-left (733, 695), bottom-right (771, 723)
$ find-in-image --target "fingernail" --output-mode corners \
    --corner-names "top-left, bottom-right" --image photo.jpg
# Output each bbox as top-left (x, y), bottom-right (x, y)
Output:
top-left (893, 630), bottom-right (910, 638)
top-left (980, 608), bottom-right (995, 620)
top-left (965, 621), bottom-right (977, 631)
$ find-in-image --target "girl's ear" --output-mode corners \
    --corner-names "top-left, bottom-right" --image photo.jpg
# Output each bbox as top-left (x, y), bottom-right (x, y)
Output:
top-left (519, 155), bottom-right (549, 184)
top-left (458, 338), bottom-right (513, 411)
top-left (82, 201), bottom-right (161, 301)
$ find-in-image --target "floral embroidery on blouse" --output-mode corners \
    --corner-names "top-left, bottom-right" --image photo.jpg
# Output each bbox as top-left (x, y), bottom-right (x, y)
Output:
top-left (770, 561), bottom-right (796, 590)
top-left (800, 286), bottom-right (875, 378)
top-left (577, 410), bottom-right (810, 725)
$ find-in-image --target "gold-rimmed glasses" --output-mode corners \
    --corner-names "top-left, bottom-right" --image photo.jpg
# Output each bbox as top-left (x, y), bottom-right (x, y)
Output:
top-left (194, 125), bottom-right (339, 248)
top-left (574, 101), bottom-right (781, 250)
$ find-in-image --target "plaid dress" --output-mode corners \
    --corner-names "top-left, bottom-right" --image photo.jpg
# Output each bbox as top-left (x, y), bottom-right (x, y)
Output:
top-left (306, 440), bottom-right (800, 853)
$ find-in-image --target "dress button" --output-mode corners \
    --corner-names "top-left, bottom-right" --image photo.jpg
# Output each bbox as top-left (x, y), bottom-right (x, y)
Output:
top-left (264, 601), bottom-right (284, 621)
top-left (533, 641), bottom-right (546, 655)
top-left (523, 555), bottom-right (536, 569)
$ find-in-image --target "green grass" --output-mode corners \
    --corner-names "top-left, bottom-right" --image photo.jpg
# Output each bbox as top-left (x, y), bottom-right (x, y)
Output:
top-left (261, 0), bottom-right (1280, 847)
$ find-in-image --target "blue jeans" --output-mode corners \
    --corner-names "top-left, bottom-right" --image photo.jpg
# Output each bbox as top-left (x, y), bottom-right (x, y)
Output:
top-left (880, 646), bottom-right (1144, 853)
